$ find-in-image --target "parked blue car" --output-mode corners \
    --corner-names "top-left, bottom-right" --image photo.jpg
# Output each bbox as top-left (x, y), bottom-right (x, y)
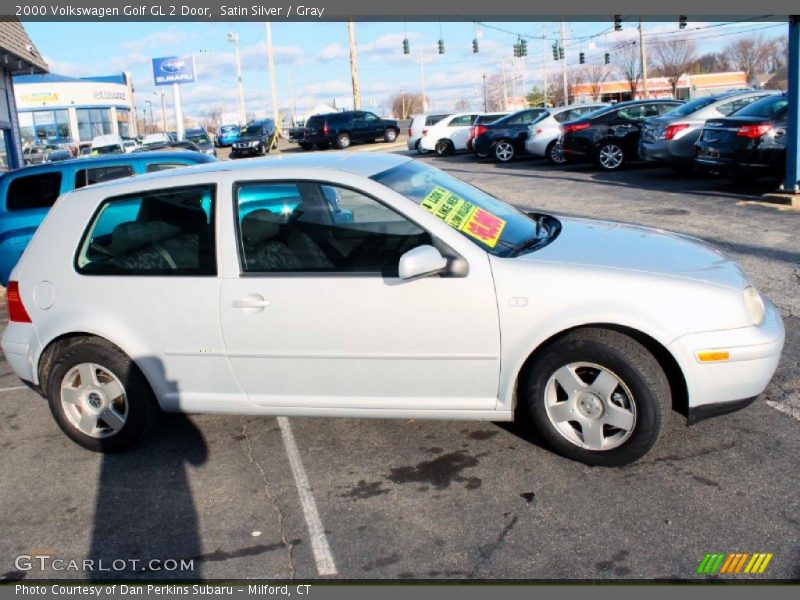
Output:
top-left (216, 124), bottom-right (240, 147)
top-left (0, 151), bottom-right (217, 286)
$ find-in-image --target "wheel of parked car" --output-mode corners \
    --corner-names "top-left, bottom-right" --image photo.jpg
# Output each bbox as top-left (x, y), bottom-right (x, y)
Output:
top-left (337, 133), bottom-right (351, 149)
top-left (522, 328), bottom-right (669, 467)
top-left (299, 142), bottom-right (313, 151)
top-left (435, 139), bottom-right (455, 157)
top-left (45, 337), bottom-right (159, 452)
top-left (384, 128), bottom-right (398, 143)
top-left (595, 142), bottom-right (626, 171)
top-left (546, 140), bottom-right (567, 165)
top-left (415, 140), bottom-right (430, 155)
top-left (494, 140), bottom-right (515, 162)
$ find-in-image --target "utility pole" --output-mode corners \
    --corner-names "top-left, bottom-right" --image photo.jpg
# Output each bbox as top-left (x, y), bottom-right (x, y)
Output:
top-left (511, 59), bottom-right (517, 99)
top-left (639, 17), bottom-right (649, 99)
top-left (501, 61), bottom-right (508, 109)
top-left (172, 83), bottom-right (184, 139)
top-left (560, 20), bottom-right (569, 105)
top-left (227, 32), bottom-right (246, 124)
top-left (347, 19), bottom-right (361, 110)
top-left (288, 70), bottom-right (296, 125)
top-left (157, 89), bottom-right (166, 131)
top-left (521, 56), bottom-right (527, 103)
top-left (144, 100), bottom-right (152, 133)
top-left (542, 31), bottom-right (548, 107)
top-left (418, 48), bottom-right (426, 112)
top-left (264, 22), bottom-right (280, 129)
top-left (482, 73), bottom-right (487, 111)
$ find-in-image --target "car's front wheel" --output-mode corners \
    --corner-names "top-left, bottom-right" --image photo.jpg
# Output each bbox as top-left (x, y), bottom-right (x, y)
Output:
top-left (522, 328), bottom-right (669, 466)
top-left (595, 142), bottom-right (626, 171)
top-left (45, 338), bottom-right (159, 452)
top-left (494, 140), bottom-right (515, 162)
top-left (384, 128), bottom-right (398, 143)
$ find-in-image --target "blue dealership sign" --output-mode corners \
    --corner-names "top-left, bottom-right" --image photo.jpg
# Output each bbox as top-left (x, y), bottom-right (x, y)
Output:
top-left (152, 55), bottom-right (196, 86)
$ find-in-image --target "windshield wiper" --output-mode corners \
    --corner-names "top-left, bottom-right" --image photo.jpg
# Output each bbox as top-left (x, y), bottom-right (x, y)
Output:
top-left (509, 216), bottom-right (550, 257)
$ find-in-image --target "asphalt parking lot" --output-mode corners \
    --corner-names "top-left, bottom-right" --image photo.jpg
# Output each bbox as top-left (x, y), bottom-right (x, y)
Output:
top-left (1, 140), bottom-right (798, 581)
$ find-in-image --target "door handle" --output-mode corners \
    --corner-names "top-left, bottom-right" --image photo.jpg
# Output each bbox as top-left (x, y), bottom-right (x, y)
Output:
top-left (232, 295), bottom-right (270, 311)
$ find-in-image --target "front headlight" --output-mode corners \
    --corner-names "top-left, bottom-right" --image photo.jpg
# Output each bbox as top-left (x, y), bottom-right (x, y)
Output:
top-left (250, 141), bottom-right (259, 147)
top-left (743, 286), bottom-right (765, 326)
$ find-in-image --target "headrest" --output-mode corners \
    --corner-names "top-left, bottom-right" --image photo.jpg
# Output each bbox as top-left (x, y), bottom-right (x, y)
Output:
top-left (241, 209), bottom-right (281, 246)
top-left (108, 221), bottom-right (180, 256)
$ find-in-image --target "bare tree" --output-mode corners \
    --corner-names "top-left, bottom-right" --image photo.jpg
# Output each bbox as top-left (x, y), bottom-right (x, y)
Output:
top-left (613, 41), bottom-right (642, 97)
top-left (388, 92), bottom-right (426, 119)
top-left (454, 97), bottom-right (470, 112)
top-left (724, 34), bottom-right (775, 86)
top-left (691, 51), bottom-right (731, 74)
top-left (584, 63), bottom-right (610, 101)
top-left (653, 38), bottom-right (697, 98)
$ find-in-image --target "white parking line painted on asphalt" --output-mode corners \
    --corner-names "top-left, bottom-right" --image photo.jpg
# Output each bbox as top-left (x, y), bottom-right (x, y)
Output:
top-left (277, 416), bottom-right (338, 576)
top-left (0, 386), bottom-right (28, 393)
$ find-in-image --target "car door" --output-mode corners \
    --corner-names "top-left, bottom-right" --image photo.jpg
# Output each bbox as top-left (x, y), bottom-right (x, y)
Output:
top-left (350, 112), bottom-right (370, 141)
top-left (505, 111), bottom-right (540, 147)
top-left (449, 114), bottom-right (479, 150)
top-left (613, 104), bottom-right (651, 154)
top-left (362, 112), bottom-right (384, 138)
top-left (218, 173), bottom-right (501, 411)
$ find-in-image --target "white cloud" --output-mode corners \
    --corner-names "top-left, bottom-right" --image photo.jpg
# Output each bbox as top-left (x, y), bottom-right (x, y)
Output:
top-left (122, 30), bottom-right (191, 53)
top-left (41, 55), bottom-right (95, 77)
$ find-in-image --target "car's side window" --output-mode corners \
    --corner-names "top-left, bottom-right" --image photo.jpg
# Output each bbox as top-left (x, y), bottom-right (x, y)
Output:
top-left (717, 97), bottom-right (758, 116)
top-left (449, 115), bottom-right (472, 127)
top-left (554, 110), bottom-right (574, 123)
top-left (74, 165), bottom-right (134, 189)
top-left (76, 184), bottom-right (216, 276)
top-left (6, 172), bottom-right (63, 211)
top-left (235, 181), bottom-right (431, 276)
top-left (508, 112), bottom-right (535, 125)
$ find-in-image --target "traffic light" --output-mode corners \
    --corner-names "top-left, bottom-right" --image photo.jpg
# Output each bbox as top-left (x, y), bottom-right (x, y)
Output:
top-left (614, 15), bottom-right (622, 31)
top-left (552, 42), bottom-right (559, 61)
top-left (679, 15), bottom-right (687, 29)
top-left (520, 38), bottom-right (527, 57)
top-left (558, 45), bottom-right (564, 60)
top-left (438, 39), bottom-right (445, 54)
top-left (472, 38), bottom-right (479, 53)
top-left (604, 52), bottom-right (610, 64)
top-left (579, 52), bottom-right (585, 64)
top-left (402, 38), bottom-right (409, 54)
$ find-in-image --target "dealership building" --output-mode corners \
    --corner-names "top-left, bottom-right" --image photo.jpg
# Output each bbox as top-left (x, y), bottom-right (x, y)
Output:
top-left (13, 71), bottom-right (137, 146)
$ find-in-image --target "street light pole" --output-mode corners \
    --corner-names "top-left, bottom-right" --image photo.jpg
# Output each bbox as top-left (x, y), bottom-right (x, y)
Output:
top-left (227, 32), bottom-right (246, 124)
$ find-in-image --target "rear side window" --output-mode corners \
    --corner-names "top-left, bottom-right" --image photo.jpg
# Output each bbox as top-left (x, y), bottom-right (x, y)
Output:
top-left (6, 172), bottom-right (62, 211)
top-left (146, 162), bottom-right (189, 173)
top-left (76, 184), bottom-right (216, 276)
top-left (426, 114), bottom-right (448, 126)
top-left (74, 165), bottom-right (134, 189)
top-left (717, 96), bottom-right (764, 117)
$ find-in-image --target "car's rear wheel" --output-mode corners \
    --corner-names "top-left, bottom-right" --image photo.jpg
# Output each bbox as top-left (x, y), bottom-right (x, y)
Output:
top-left (522, 328), bottom-right (669, 466)
top-left (384, 128), bottom-right (398, 143)
top-left (494, 140), bottom-right (515, 162)
top-left (415, 140), bottom-right (430, 155)
top-left (46, 338), bottom-right (159, 453)
top-left (336, 133), bottom-right (351, 149)
top-left (546, 140), bottom-right (567, 165)
top-left (595, 142), bottom-right (626, 171)
top-left (435, 139), bottom-right (455, 157)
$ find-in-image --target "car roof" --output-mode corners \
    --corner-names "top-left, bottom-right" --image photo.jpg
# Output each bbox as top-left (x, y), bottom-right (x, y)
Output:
top-left (80, 152), bottom-right (414, 191)
top-left (1, 151), bottom-right (209, 177)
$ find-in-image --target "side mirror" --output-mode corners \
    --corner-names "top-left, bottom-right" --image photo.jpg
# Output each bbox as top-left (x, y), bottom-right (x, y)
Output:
top-left (398, 245), bottom-right (448, 280)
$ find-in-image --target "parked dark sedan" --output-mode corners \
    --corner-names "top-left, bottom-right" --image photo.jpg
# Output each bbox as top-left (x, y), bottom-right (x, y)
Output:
top-left (560, 99), bottom-right (683, 171)
top-left (472, 108), bottom-right (549, 162)
top-left (694, 94), bottom-right (789, 183)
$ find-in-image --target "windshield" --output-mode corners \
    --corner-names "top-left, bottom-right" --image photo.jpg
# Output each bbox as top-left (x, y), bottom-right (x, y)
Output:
top-left (733, 96), bottom-right (788, 119)
top-left (243, 124), bottom-right (265, 136)
top-left (185, 131), bottom-right (210, 144)
top-left (663, 96), bottom-right (720, 117)
top-left (372, 161), bottom-right (557, 257)
top-left (220, 125), bottom-right (238, 133)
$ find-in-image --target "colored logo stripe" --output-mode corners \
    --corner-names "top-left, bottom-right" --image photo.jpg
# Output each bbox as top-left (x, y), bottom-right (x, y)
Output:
top-left (698, 553), bottom-right (773, 575)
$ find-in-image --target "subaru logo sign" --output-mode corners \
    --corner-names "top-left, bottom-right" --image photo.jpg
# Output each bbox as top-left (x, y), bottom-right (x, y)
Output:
top-left (152, 55), bottom-right (196, 86)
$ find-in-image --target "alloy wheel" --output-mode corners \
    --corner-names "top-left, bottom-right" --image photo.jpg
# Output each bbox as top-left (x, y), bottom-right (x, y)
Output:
top-left (495, 141), bottom-right (514, 162)
top-left (60, 363), bottom-right (129, 439)
top-left (598, 144), bottom-right (624, 169)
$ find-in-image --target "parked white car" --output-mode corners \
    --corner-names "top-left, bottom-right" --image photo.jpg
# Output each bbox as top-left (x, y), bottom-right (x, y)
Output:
top-left (407, 113), bottom-right (451, 154)
top-left (2, 154), bottom-right (783, 465)
top-left (419, 112), bottom-right (507, 156)
top-left (525, 104), bottom-right (607, 164)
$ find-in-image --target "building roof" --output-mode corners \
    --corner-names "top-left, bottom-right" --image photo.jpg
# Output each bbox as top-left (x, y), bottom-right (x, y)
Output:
top-left (0, 19), bottom-right (48, 74)
top-left (14, 73), bottom-right (128, 85)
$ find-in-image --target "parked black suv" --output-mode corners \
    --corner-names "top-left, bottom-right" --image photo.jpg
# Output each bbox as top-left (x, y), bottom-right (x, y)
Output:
top-left (560, 99), bottom-right (683, 170)
top-left (694, 94), bottom-right (789, 183)
top-left (296, 111), bottom-right (400, 150)
top-left (231, 119), bottom-right (276, 158)
top-left (472, 108), bottom-right (549, 162)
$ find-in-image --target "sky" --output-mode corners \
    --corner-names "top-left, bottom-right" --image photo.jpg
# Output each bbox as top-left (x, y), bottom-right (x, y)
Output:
top-left (22, 18), bottom-right (788, 123)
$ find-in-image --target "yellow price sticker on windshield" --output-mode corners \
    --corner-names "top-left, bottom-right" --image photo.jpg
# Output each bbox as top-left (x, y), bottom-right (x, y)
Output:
top-left (421, 186), bottom-right (506, 248)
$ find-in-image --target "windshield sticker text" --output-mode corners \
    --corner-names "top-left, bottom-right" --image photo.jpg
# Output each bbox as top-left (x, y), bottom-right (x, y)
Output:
top-left (421, 187), bottom-right (506, 248)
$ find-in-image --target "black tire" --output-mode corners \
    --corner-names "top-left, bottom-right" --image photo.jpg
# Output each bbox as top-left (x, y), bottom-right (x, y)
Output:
top-left (521, 328), bottom-right (669, 467)
top-left (546, 140), bottom-right (567, 165)
top-left (299, 142), bottom-right (313, 151)
top-left (336, 133), bottom-right (351, 149)
top-left (494, 139), bottom-right (516, 162)
top-left (384, 128), bottom-right (398, 143)
top-left (594, 142), bottom-right (626, 171)
top-left (415, 140), bottom-right (430, 155)
top-left (45, 338), bottom-right (159, 453)
top-left (435, 139), bottom-right (455, 157)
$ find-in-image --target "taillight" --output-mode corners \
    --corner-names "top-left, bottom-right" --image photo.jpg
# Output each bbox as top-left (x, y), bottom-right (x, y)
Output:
top-left (474, 125), bottom-right (488, 138)
top-left (736, 124), bottom-right (772, 138)
top-left (535, 128), bottom-right (543, 134)
top-left (663, 123), bottom-right (690, 140)
top-left (422, 128), bottom-right (428, 137)
top-left (322, 123), bottom-right (330, 135)
top-left (407, 128), bottom-right (412, 137)
top-left (562, 122), bottom-right (590, 134)
top-left (6, 281), bottom-right (31, 323)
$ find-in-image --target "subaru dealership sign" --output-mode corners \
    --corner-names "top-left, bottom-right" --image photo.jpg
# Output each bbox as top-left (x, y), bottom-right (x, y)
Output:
top-left (152, 55), bottom-right (196, 86)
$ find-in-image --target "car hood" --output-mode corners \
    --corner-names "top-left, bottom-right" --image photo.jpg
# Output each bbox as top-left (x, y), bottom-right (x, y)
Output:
top-left (520, 216), bottom-right (749, 290)
top-left (236, 135), bottom-right (263, 142)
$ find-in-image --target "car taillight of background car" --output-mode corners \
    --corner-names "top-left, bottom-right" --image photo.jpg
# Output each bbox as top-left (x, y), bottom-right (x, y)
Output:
top-left (663, 123), bottom-right (691, 140)
top-left (561, 122), bottom-right (590, 134)
top-left (737, 124), bottom-right (773, 138)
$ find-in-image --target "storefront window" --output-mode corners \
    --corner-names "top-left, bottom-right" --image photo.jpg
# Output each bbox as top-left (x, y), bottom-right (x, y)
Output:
top-left (116, 108), bottom-right (132, 138)
top-left (0, 129), bottom-right (11, 170)
top-left (19, 112), bottom-right (35, 146)
top-left (31, 110), bottom-right (72, 144)
top-left (77, 108), bottom-right (113, 141)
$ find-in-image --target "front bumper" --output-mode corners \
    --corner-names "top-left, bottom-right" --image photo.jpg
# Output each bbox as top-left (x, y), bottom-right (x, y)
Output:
top-left (668, 298), bottom-right (784, 418)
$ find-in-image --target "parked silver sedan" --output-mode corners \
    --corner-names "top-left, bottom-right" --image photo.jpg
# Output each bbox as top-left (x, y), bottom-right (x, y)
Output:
top-left (639, 90), bottom-right (777, 172)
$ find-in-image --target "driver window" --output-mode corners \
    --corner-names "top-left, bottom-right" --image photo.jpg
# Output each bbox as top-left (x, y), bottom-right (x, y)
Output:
top-left (235, 181), bottom-right (431, 276)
